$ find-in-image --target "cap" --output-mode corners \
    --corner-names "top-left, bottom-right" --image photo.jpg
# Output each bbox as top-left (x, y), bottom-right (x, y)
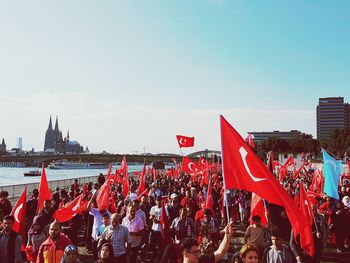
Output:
top-left (130, 193), bottom-right (138, 201)
top-left (170, 193), bottom-right (177, 199)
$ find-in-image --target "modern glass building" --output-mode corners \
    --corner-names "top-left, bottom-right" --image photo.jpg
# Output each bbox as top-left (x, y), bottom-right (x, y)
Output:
top-left (316, 97), bottom-right (349, 140)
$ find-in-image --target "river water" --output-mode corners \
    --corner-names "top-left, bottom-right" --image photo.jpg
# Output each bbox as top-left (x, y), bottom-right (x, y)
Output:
top-left (0, 165), bottom-right (145, 186)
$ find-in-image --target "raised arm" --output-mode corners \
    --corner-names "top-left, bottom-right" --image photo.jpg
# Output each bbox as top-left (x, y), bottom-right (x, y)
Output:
top-left (214, 222), bottom-right (234, 263)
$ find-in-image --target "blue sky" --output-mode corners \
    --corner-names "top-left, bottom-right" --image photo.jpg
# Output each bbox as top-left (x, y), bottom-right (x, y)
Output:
top-left (0, 1), bottom-right (349, 154)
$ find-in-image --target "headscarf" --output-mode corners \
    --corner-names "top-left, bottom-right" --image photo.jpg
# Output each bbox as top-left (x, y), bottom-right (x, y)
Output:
top-left (97, 243), bottom-right (115, 263)
top-left (342, 195), bottom-right (350, 208)
top-left (60, 245), bottom-right (79, 263)
top-left (28, 215), bottom-right (45, 235)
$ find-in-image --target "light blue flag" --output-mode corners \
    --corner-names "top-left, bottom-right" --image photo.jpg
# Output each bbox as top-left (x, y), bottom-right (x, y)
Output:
top-left (322, 149), bottom-right (342, 200)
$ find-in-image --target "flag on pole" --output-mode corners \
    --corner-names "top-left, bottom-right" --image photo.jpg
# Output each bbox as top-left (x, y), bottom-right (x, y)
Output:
top-left (137, 161), bottom-right (147, 196)
top-left (250, 193), bottom-right (268, 226)
top-left (299, 181), bottom-right (315, 256)
top-left (96, 179), bottom-right (111, 210)
top-left (37, 163), bottom-right (52, 213)
top-left (322, 149), bottom-right (341, 200)
top-left (220, 115), bottom-right (307, 237)
top-left (10, 187), bottom-right (26, 251)
top-left (176, 135), bottom-right (195, 148)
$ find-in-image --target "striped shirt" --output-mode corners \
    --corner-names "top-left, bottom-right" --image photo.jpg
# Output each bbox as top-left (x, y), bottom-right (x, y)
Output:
top-left (103, 224), bottom-right (130, 257)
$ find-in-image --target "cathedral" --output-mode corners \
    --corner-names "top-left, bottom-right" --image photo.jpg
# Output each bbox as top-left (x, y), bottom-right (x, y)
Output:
top-left (43, 116), bottom-right (84, 154)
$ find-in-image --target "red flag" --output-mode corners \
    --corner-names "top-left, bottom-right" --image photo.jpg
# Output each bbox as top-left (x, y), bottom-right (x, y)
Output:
top-left (282, 155), bottom-right (295, 169)
top-left (96, 179), bottom-right (111, 210)
top-left (293, 164), bottom-right (304, 179)
top-left (160, 200), bottom-right (171, 247)
top-left (205, 179), bottom-right (213, 211)
top-left (299, 182), bottom-right (315, 257)
top-left (122, 173), bottom-right (129, 198)
top-left (10, 187), bottom-right (26, 251)
top-left (176, 135), bottom-right (195, 148)
top-left (106, 163), bottom-right (112, 182)
top-left (37, 164), bottom-right (52, 213)
top-left (245, 133), bottom-right (255, 148)
top-left (181, 156), bottom-right (198, 175)
top-left (137, 161), bottom-right (147, 196)
top-left (250, 193), bottom-right (268, 226)
top-left (53, 193), bottom-right (85, 222)
top-left (220, 115), bottom-right (307, 236)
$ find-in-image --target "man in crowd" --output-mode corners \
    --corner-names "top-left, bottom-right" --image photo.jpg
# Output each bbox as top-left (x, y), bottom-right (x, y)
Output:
top-left (122, 205), bottom-right (145, 263)
top-left (100, 213), bottom-right (130, 263)
top-left (36, 221), bottom-right (72, 263)
top-left (170, 208), bottom-right (195, 244)
top-left (262, 230), bottom-right (295, 263)
top-left (0, 215), bottom-right (22, 263)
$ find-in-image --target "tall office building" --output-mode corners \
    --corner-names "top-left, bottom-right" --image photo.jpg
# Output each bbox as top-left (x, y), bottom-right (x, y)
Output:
top-left (316, 97), bottom-right (350, 140)
top-left (17, 137), bottom-right (23, 150)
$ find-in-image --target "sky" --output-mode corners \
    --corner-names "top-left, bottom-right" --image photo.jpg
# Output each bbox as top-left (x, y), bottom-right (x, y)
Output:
top-left (0, 1), bottom-right (349, 154)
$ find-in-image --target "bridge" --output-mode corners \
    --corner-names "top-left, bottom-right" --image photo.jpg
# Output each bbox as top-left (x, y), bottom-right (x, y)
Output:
top-left (0, 149), bottom-right (221, 167)
top-left (0, 153), bottom-right (185, 167)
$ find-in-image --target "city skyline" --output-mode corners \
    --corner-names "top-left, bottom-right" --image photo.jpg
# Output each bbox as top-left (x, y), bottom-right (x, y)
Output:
top-left (0, 1), bottom-right (349, 153)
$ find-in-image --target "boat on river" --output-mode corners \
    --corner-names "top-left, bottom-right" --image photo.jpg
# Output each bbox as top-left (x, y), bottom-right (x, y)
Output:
top-left (48, 160), bottom-right (108, 169)
top-left (23, 169), bottom-right (41, 177)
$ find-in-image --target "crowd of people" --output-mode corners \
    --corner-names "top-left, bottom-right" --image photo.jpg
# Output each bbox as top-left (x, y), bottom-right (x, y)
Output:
top-left (0, 159), bottom-right (349, 263)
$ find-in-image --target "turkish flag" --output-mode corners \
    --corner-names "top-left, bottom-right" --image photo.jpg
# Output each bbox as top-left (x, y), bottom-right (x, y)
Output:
top-left (205, 179), bottom-right (213, 211)
top-left (299, 182), bottom-right (315, 257)
top-left (96, 179), bottom-right (111, 210)
top-left (10, 187), bottom-right (26, 251)
top-left (176, 135), bottom-right (195, 148)
top-left (106, 164), bottom-right (112, 182)
top-left (181, 156), bottom-right (198, 175)
top-left (293, 164), bottom-right (304, 179)
top-left (220, 115), bottom-right (307, 236)
top-left (250, 193), bottom-right (268, 227)
top-left (282, 155), bottom-right (295, 169)
top-left (137, 161), bottom-right (146, 196)
top-left (160, 200), bottom-right (171, 248)
top-left (196, 157), bottom-right (207, 170)
top-left (53, 193), bottom-right (86, 222)
top-left (37, 163), bottom-right (52, 213)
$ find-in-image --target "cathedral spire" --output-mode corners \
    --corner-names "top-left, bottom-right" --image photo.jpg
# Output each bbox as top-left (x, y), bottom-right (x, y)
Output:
top-left (1, 138), bottom-right (5, 145)
top-left (54, 116), bottom-right (59, 131)
top-left (67, 130), bottom-right (70, 140)
top-left (48, 115), bottom-right (53, 130)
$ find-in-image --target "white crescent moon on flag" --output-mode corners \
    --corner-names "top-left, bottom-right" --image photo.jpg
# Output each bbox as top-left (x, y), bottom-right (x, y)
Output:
top-left (188, 163), bottom-right (196, 172)
top-left (239, 147), bottom-right (267, 182)
top-left (14, 204), bottom-right (23, 223)
top-left (325, 159), bottom-right (337, 172)
top-left (179, 138), bottom-right (186, 146)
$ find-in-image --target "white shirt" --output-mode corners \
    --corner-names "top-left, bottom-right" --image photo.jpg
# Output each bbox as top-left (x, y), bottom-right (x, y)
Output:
top-left (149, 205), bottom-right (168, 231)
top-left (122, 215), bottom-right (144, 247)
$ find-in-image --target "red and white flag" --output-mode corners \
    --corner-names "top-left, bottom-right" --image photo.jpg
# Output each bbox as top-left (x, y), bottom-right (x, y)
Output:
top-left (176, 135), bottom-right (195, 148)
top-left (53, 193), bottom-right (87, 222)
top-left (299, 181), bottom-right (315, 257)
top-left (181, 156), bottom-right (198, 175)
top-left (11, 187), bottom-right (26, 250)
top-left (220, 115), bottom-right (307, 237)
top-left (250, 193), bottom-right (268, 226)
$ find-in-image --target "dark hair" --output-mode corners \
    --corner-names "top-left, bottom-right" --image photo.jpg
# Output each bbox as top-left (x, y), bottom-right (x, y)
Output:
top-left (252, 215), bottom-right (261, 223)
top-left (181, 238), bottom-right (198, 252)
top-left (98, 242), bottom-right (115, 262)
top-left (3, 215), bottom-right (14, 223)
top-left (102, 213), bottom-right (110, 218)
top-left (270, 229), bottom-right (281, 238)
top-left (0, 191), bottom-right (9, 198)
top-left (204, 208), bottom-right (212, 216)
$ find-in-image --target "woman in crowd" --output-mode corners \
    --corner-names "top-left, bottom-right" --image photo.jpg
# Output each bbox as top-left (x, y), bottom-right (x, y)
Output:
top-left (240, 243), bottom-right (259, 263)
top-left (96, 243), bottom-right (115, 263)
top-left (60, 245), bottom-right (79, 263)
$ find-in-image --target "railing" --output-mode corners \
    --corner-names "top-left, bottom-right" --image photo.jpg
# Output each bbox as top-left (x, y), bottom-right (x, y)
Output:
top-left (1, 175), bottom-right (100, 204)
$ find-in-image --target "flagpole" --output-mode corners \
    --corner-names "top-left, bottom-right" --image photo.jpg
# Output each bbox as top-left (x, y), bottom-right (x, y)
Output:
top-left (219, 115), bottom-right (231, 224)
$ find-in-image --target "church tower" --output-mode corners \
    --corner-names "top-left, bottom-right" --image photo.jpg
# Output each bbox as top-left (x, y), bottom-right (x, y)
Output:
top-left (44, 115), bottom-right (55, 151)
